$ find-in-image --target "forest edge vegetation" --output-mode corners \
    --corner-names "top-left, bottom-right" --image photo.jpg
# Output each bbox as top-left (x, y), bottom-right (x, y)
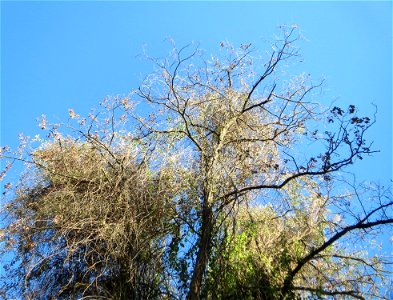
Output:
top-left (1, 27), bottom-right (392, 299)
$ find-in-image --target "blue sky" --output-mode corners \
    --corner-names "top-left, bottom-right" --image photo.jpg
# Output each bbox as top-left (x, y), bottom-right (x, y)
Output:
top-left (1, 1), bottom-right (392, 182)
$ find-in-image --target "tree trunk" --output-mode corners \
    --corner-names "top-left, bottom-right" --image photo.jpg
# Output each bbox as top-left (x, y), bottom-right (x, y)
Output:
top-left (187, 205), bottom-right (214, 300)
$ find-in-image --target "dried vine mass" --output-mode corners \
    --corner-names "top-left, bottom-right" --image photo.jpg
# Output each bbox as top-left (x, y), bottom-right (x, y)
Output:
top-left (1, 27), bottom-right (392, 300)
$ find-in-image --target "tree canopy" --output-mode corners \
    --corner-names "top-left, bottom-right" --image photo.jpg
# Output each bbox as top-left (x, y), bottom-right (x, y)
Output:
top-left (1, 27), bottom-right (392, 300)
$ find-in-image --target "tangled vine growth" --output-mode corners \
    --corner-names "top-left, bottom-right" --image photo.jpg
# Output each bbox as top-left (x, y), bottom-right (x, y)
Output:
top-left (1, 27), bottom-right (392, 299)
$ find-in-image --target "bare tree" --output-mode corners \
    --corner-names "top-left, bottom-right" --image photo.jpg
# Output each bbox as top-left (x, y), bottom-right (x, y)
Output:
top-left (1, 26), bottom-right (392, 299)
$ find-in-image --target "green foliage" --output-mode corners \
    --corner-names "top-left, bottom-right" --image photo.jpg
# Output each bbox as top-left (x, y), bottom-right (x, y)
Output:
top-left (206, 199), bottom-right (315, 299)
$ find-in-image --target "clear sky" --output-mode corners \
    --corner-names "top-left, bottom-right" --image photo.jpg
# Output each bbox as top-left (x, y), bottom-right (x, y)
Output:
top-left (1, 1), bottom-right (392, 182)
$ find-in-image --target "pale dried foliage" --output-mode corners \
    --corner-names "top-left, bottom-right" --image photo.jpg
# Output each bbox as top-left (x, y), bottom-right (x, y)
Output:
top-left (3, 130), bottom-right (183, 298)
top-left (1, 27), bottom-right (392, 300)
